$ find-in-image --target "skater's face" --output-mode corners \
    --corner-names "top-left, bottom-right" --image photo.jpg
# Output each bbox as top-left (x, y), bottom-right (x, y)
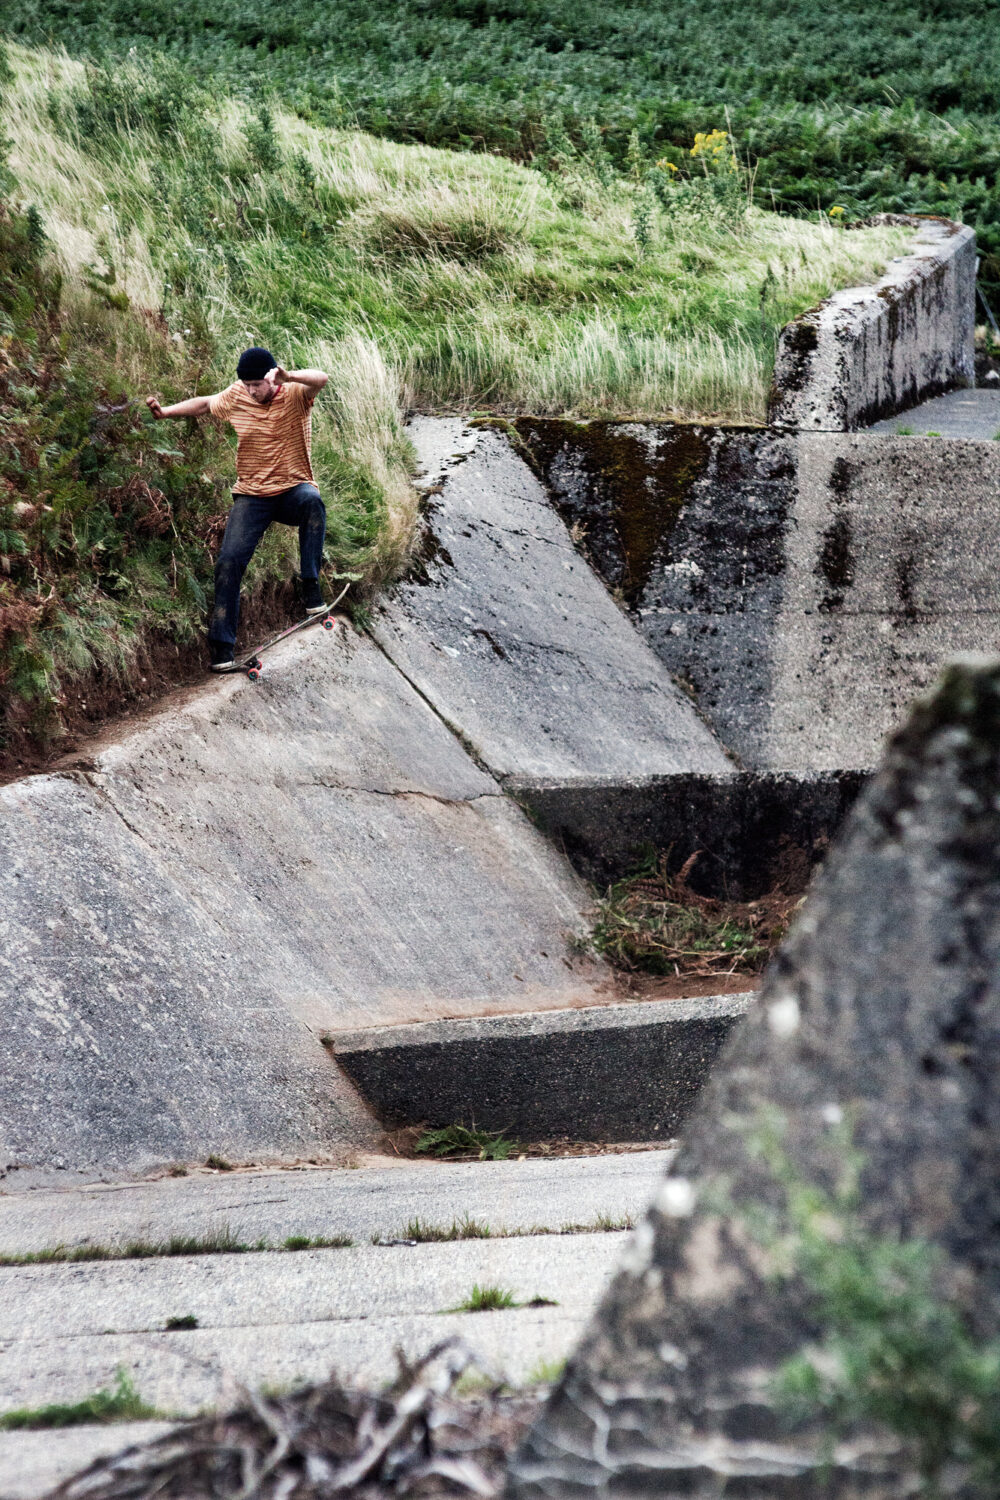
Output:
top-left (242, 378), bottom-right (276, 404)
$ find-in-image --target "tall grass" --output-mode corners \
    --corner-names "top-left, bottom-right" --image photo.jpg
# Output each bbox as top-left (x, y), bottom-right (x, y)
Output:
top-left (7, 43), bottom-right (907, 428)
top-left (1, 41), bottom-right (908, 750)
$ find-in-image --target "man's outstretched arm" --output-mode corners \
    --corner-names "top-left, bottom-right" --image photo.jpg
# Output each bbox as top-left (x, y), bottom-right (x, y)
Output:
top-left (269, 366), bottom-right (328, 392)
top-left (145, 394), bottom-right (213, 419)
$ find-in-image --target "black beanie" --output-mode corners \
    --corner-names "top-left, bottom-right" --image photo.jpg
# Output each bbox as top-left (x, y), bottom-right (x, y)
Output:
top-left (236, 346), bottom-right (275, 381)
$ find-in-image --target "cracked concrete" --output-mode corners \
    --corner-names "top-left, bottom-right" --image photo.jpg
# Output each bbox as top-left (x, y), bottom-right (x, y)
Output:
top-left (0, 625), bottom-right (612, 1178)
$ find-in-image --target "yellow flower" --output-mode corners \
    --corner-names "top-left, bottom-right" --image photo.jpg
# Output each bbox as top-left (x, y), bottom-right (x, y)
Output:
top-left (656, 158), bottom-right (679, 173)
top-left (829, 205), bottom-right (846, 217)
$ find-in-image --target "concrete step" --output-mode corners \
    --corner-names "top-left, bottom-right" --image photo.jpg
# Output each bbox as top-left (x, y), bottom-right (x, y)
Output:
top-left (0, 1151), bottom-right (673, 1253)
top-left (0, 1154), bottom-right (670, 1497)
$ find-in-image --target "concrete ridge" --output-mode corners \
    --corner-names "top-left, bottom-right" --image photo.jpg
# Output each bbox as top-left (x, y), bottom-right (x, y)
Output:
top-left (769, 214), bottom-right (976, 431)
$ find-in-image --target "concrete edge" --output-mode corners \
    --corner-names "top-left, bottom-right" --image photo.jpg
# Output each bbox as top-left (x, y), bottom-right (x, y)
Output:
top-left (327, 993), bottom-right (756, 1051)
top-left (769, 215), bottom-right (976, 431)
top-left (325, 994), bottom-right (758, 1143)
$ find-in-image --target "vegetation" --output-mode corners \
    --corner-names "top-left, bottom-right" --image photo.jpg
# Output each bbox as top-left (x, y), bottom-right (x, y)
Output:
top-left (0, 1369), bottom-right (159, 1429)
top-left (0, 35), bottom-right (904, 752)
top-left (403, 1215), bottom-right (492, 1242)
top-left (742, 1119), bottom-right (1000, 1496)
top-left (414, 1124), bottom-right (519, 1160)
top-left (0, 1225), bottom-right (354, 1265)
top-left (5, 0), bottom-right (999, 295)
top-left (445, 1284), bottom-right (520, 1313)
top-left (592, 853), bottom-right (799, 978)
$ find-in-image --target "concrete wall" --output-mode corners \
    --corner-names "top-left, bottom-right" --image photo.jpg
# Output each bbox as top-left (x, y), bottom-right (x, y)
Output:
top-left (518, 419), bottom-right (1000, 774)
top-left (769, 215), bottom-right (976, 430)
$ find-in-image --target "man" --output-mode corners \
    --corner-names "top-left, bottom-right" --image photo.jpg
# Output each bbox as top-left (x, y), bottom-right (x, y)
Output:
top-left (146, 347), bottom-right (330, 671)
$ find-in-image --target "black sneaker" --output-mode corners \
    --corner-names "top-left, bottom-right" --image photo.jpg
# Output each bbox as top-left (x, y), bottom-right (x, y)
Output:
top-left (301, 577), bottom-right (327, 614)
top-left (209, 639), bottom-right (238, 673)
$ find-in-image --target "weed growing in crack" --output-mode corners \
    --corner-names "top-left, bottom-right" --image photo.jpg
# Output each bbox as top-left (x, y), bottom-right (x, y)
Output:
top-left (403, 1216), bottom-right (492, 1242)
top-left (0, 1369), bottom-right (160, 1429)
top-left (0, 1226), bottom-right (354, 1266)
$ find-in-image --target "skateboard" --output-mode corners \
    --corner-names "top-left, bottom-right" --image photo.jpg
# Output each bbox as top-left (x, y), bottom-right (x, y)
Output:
top-left (235, 581), bottom-right (352, 680)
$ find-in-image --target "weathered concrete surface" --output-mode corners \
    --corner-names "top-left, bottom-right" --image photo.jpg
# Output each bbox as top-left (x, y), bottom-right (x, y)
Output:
top-left (512, 770), bottom-right (865, 894)
top-left (333, 996), bottom-right (754, 1143)
top-left (0, 625), bottom-right (611, 1179)
top-left (0, 1234), bottom-right (625, 1413)
top-left (769, 216), bottom-right (976, 430)
top-left (868, 385), bottom-right (1000, 437)
top-left (371, 418), bottom-right (731, 784)
top-left (0, 1424), bottom-right (174, 1500)
top-left (0, 1153), bottom-right (673, 1252)
top-left (508, 657), bottom-right (1000, 1498)
top-left (520, 419), bottom-right (1000, 773)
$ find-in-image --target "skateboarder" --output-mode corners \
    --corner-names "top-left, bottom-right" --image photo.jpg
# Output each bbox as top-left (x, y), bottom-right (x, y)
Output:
top-left (146, 347), bottom-right (330, 671)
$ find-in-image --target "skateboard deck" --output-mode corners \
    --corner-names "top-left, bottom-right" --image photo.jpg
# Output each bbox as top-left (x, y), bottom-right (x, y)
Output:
top-left (235, 581), bottom-right (351, 680)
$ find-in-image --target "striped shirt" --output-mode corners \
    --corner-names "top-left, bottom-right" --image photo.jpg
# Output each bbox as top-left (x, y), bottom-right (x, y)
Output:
top-left (208, 381), bottom-right (315, 496)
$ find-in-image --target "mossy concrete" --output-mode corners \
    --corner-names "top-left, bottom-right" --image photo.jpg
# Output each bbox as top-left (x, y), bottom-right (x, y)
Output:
top-left (768, 215), bottom-right (976, 430)
top-left (523, 419), bottom-right (1000, 774)
top-left (508, 656), bottom-right (1000, 1498)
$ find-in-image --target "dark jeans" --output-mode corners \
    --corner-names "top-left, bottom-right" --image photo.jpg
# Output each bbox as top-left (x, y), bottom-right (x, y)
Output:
top-left (209, 482), bottom-right (326, 646)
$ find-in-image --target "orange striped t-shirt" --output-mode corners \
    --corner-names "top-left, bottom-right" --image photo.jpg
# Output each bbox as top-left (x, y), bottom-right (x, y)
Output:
top-left (207, 380), bottom-right (316, 496)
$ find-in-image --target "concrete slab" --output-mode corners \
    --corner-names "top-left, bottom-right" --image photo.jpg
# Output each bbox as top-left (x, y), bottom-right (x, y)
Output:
top-left (0, 1423), bottom-right (174, 1500)
top-left (867, 385), bottom-right (1000, 437)
top-left (371, 418), bottom-right (731, 784)
top-left (0, 1235), bottom-right (625, 1414)
top-left (333, 997), bottom-right (755, 1142)
top-left (0, 1153), bottom-right (673, 1252)
top-left (0, 626), bottom-right (612, 1179)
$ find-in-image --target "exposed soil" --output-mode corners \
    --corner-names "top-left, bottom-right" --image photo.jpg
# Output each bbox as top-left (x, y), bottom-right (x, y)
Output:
top-left (612, 970), bottom-right (759, 1001)
top-left (0, 577), bottom-right (310, 787)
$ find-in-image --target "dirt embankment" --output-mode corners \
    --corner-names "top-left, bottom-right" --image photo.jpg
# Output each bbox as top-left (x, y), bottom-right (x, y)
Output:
top-left (0, 578), bottom-right (306, 786)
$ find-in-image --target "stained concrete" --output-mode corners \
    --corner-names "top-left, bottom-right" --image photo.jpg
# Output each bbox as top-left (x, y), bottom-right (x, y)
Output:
top-left (0, 625), bottom-right (613, 1179)
top-left (508, 657), bottom-right (1000, 1497)
top-left (333, 996), bottom-right (754, 1142)
top-left (520, 419), bottom-right (1000, 774)
top-left (371, 418), bottom-right (731, 784)
top-left (512, 770), bottom-right (865, 894)
top-left (769, 216), bottom-right (976, 431)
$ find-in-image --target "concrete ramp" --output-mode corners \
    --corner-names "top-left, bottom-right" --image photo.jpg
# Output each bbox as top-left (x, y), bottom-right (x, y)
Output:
top-left (372, 418), bottom-right (731, 783)
top-left (0, 627), bottom-right (609, 1178)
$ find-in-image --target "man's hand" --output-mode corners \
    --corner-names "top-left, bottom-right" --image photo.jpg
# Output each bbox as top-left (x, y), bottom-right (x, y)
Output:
top-left (146, 396), bottom-right (165, 419)
top-left (265, 365), bottom-right (290, 390)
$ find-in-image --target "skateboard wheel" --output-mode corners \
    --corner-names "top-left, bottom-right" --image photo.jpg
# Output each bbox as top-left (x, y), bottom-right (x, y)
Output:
top-left (322, 616), bottom-right (335, 631)
top-left (247, 667), bottom-right (261, 682)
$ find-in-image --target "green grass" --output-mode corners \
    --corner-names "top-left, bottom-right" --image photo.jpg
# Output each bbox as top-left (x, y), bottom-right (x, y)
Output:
top-left (403, 1215), bottom-right (492, 1242)
top-left (445, 1284), bottom-right (520, 1313)
top-left (414, 1124), bottom-right (520, 1161)
top-left (0, 38), bottom-right (906, 750)
top-left (0, 1369), bottom-right (160, 1429)
top-left (5, 0), bottom-right (1000, 293)
top-left (0, 1226), bottom-right (354, 1265)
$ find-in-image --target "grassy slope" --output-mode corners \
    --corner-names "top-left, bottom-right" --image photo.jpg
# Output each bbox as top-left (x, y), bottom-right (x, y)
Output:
top-left (1, 40), bottom-right (905, 759)
top-left (5, 0), bottom-right (1000, 289)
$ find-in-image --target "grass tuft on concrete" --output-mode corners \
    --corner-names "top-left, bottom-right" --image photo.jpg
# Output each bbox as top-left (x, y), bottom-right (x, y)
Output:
top-left (0, 1226), bottom-right (354, 1266)
top-left (0, 1369), bottom-right (159, 1430)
